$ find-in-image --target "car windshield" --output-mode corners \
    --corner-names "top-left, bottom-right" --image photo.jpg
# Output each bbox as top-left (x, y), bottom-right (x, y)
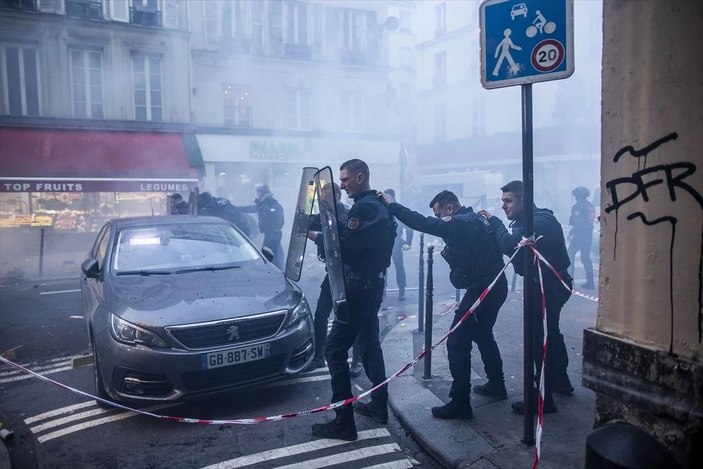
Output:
top-left (113, 222), bottom-right (260, 273)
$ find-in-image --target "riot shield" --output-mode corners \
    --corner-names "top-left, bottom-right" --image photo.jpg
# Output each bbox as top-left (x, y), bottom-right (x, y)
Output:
top-left (284, 167), bottom-right (318, 281)
top-left (314, 167), bottom-right (349, 323)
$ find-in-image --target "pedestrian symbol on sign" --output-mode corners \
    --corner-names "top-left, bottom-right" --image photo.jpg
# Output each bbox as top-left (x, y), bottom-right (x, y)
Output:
top-left (492, 28), bottom-right (522, 77)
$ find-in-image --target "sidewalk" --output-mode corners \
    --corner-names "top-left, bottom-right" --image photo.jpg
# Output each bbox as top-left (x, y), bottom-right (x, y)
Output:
top-left (382, 291), bottom-right (597, 468)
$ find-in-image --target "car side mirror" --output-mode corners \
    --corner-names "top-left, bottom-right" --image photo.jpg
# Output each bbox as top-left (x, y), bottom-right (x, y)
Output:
top-left (261, 246), bottom-right (275, 263)
top-left (81, 258), bottom-right (100, 278)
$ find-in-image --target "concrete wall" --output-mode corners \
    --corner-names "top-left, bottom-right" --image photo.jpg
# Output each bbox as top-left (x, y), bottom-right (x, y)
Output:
top-left (599, 0), bottom-right (703, 359)
top-left (584, 1), bottom-right (703, 466)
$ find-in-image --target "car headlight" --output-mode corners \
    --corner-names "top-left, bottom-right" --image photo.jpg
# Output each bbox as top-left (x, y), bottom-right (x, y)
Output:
top-left (111, 314), bottom-right (168, 347)
top-left (286, 298), bottom-right (310, 327)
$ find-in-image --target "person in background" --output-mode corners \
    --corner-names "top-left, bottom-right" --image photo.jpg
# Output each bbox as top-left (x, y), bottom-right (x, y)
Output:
top-left (383, 189), bottom-right (413, 301)
top-left (481, 180), bottom-right (574, 415)
top-left (567, 186), bottom-right (596, 290)
top-left (170, 193), bottom-right (188, 215)
top-left (241, 184), bottom-right (285, 269)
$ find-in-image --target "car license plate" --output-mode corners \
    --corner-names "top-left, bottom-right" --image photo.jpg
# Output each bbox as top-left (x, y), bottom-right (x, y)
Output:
top-left (202, 344), bottom-right (271, 370)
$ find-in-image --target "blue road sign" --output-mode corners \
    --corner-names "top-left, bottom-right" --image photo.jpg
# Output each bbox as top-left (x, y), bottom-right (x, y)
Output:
top-left (480, 0), bottom-right (574, 89)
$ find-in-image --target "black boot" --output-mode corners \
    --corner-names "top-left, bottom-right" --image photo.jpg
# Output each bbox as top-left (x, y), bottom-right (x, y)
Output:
top-left (511, 392), bottom-right (557, 414)
top-left (398, 287), bottom-right (406, 301)
top-left (473, 380), bottom-right (508, 400)
top-left (312, 410), bottom-right (357, 441)
top-left (431, 399), bottom-right (473, 420)
top-left (581, 280), bottom-right (595, 290)
top-left (355, 399), bottom-right (388, 424)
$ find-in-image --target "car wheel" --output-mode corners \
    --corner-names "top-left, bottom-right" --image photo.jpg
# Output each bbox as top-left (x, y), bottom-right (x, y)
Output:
top-left (91, 340), bottom-right (112, 408)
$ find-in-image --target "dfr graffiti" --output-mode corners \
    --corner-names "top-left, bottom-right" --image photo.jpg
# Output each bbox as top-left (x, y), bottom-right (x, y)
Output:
top-left (605, 132), bottom-right (703, 350)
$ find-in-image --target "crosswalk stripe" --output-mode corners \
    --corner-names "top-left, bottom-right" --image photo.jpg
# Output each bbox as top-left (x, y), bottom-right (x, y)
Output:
top-left (363, 460), bottom-right (415, 469)
top-left (25, 401), bottom-right (96, 424)
top-left (39, 289), bottom-right (81, 295)
top-left (200, 429), bottom-right (391, 469)
top-left (1, 360), bottom-right (71, 377)
top-left (275, 443), bottom-right (403, 469)
top-left (0, 366), bottom-right (72, 384)
top-left (30, 406), bottom-right (114, 433)
top-left (35, 403), bottom-right (178, 443)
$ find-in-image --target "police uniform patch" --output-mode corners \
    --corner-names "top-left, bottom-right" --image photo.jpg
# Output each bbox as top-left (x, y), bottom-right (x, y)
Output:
top-left (347, 218), bottom-right (360, 230)
top-left (441, 216), bottom-right (452, 222)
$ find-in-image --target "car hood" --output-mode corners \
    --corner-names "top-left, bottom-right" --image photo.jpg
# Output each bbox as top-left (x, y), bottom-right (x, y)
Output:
top-left (106, 263), bottom-right (301, 327)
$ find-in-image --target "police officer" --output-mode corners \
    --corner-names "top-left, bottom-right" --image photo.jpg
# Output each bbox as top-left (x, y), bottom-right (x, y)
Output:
top-left (383, 189), bottom-right (413, 300)
top-left (380, 190), bottom-right (508, 419)
top-left (241, 184), bottom-right (285, 269)
top-left (307, 183), bottom-right (363, 376)
top-left (481, 180), bottom-right (574, 414)
top-left (567, 186), bottom-right (595, 289)
top-left (312, 159), bottom-right (395, 441)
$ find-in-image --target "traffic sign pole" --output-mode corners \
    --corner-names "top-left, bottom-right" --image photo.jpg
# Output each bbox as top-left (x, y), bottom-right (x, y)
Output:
top-left (521, 83), bottom-right (535, 446)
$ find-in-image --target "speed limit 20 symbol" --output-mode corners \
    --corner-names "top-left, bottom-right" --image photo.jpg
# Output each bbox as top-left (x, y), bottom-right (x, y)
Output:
top-left (531, 39), bottom-right (565, 73)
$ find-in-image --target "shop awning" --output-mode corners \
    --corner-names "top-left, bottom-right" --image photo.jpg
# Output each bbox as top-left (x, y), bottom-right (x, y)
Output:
top-left (0, 128), bottom-right (201, 193)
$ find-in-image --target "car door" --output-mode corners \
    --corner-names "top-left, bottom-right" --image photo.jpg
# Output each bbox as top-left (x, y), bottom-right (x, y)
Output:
top-left (82, 223), bottom-right (111, 340)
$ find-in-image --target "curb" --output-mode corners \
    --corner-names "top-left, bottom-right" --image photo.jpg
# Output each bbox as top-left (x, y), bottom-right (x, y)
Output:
top-left (383, 316), bottom-right (495, 468)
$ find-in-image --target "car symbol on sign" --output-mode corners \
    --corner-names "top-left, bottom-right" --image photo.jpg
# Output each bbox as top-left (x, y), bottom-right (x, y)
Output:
top-left (511, 3), bottom-right (528, 20)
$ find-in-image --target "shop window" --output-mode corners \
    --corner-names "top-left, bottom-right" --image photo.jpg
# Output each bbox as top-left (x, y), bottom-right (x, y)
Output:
top-left (223, 84), bottom-right (251, 127)
top-left (132, 53), bottom-right (162, 121)
top-left (70, 48), bottom-right (104, 119)
top-left (1, 43), bottom-right (40, 116)
top-left (285, 88), bottom-right (311, 130)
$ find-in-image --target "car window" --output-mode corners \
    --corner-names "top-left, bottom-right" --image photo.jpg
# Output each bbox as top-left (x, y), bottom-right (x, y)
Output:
top-left (95, 225), bottom-right (111, 267)
top-left (112, 222), bottom-right (260, 272)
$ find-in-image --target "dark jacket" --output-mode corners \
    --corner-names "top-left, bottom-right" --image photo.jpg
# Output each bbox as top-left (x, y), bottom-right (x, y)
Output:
top-left (171, 201), bottom-right (188, 215)
top-left (241, 193), bottom-right (285, 235)
top-left (569, 199), bottom-right (595, 237)
top-left (389, 203), bottom-right (504, 287)
top-left (340, 190), bottom-right (395, 277)
top-left (487, 206), bottom-right (570, 278)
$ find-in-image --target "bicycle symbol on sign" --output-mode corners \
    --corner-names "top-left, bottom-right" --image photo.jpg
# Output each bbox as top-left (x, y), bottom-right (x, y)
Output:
top-left (526, 9), bottom-right (556, 38)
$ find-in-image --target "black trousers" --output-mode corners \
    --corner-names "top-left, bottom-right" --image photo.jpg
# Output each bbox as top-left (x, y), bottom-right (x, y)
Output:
top-left (325, 276), bottom-right (387, 414)
top-left (391, 244), bottom-right (406, 290)
top-left (447, 274), bottom-right (508, 402)
top-left (262, 231), bottom-right (284, 269)
top-left (533, 276), bottom-right (572, 393)
top-left (567, 231), bottom-right (594, 282)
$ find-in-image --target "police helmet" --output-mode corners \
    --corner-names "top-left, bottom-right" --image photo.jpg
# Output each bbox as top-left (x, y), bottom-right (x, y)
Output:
top-left (572, 186), bottom-right (590, 199)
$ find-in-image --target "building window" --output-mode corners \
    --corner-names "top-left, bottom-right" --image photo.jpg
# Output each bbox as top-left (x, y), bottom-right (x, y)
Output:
top-left (435, 2), bottom-right (446, 37)
top-left (223, 85), bottom-right (251, 127)
top-left (222, 0), bottom-right (251, 39)
top-left (341, 9), bottom-right (366, 52)
top-left (70, 49), bottom-right (104, 119)
top-left (132, 54), bottom-right (162, 121)
top-left (285, 88), bottom-right (311, 130)
top-left (1, 44), bottom-right (40, 116)
top-left (434, 104), bottom-right (446, 142)
top-left (130, 0), bottom-right (161, 27)
top-left (434, 51), bottom-right (446, 87)
top-left (285, 1), bottom-right (309, 45)
top-left (399, 10), bottom-right (411, 33)
top-left (346, 93), bottom-right (364, 132)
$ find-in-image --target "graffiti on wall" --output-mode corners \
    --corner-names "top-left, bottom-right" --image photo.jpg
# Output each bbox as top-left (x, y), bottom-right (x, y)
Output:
top-left (604, 132), bottom-right (703, 349)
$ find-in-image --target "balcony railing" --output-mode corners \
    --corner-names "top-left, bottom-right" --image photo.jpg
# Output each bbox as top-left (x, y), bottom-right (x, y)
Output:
top-left (66, 0), bottom-right (102, 20)
top-left (130, 7), bottom-right (161, 27)
top-left (0, 0), bottom-right (35, 11)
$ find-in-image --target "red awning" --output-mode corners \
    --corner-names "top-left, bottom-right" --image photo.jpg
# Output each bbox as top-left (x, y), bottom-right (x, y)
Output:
top-left (0, 128), bottom-right (199, 193)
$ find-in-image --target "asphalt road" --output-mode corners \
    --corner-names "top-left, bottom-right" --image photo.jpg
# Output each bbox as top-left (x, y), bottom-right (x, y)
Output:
top-left (0, 247), bottom-right (441, 469)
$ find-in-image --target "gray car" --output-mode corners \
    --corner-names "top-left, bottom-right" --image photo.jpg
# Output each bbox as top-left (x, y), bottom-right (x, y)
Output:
top-left (80, 216), bottom-right (313, 405)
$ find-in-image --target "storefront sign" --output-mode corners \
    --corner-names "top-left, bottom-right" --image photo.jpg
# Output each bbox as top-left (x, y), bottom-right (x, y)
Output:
top-left (249, 139), bottom-right (319, 162)
top-left (0, 179), bottom-right (199, 193)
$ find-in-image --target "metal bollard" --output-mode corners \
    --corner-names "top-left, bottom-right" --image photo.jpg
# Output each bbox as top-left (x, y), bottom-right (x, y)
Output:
top-left (38, 227), bottom-right (45, 277)
top-left (423, 245), bottom-right (434, 379)
top-left (418, 233), bottom-right (425, 332)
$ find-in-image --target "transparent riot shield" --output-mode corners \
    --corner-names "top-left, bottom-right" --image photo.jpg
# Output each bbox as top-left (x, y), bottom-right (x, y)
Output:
top-left (284, 167), bottom-right (318, 281)
top-left (314, 167), bottom-right (349, 323)
top-left (188, 188), bottom-right (198, 215)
